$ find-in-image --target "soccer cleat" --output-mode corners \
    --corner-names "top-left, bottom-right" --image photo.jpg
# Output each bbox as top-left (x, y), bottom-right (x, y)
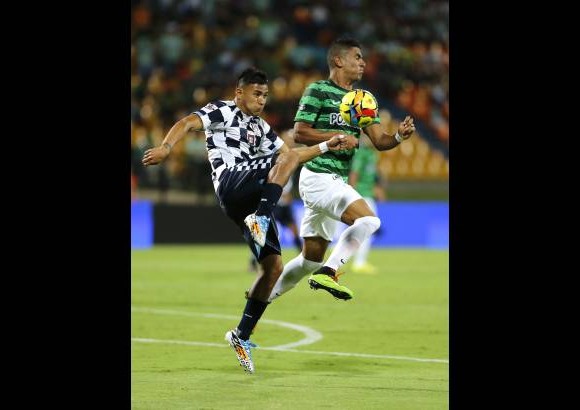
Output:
top-left (244, 213), bottom-right (270, 247)
top-left (308, 267), bottom-right (354, 300)
top-left (224, 329), bottom-right (257, 373)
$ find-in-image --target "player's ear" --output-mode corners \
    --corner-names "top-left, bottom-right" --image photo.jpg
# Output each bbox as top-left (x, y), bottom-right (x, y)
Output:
top-left (235, 86), bottom-right (243, 97)
top-left (334, 55), bottom-right (343, 68)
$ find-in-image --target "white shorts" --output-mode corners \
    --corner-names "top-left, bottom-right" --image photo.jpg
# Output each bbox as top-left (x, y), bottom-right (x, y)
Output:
top-left (298, 167), bottom-right (362, 241)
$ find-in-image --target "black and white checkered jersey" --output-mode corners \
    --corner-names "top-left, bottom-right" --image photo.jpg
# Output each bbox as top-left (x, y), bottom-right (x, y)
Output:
top-left (193, 99), bottom-right (284, 190)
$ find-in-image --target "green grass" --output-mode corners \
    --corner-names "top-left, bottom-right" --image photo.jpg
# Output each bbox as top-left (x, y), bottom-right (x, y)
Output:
top-left (132, 245), bottom-right (448, 409)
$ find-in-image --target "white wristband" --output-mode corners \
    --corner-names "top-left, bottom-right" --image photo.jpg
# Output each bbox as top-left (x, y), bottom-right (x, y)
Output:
top-left (318, 141), bottom-right (329, 153)
top-left (394, 132), bottom-right (404, 143)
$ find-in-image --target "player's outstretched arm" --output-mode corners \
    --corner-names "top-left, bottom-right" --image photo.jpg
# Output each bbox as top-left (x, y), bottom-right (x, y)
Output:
top-left (294, 122), bottom-right (358, 150)
top-left (364, 115), bottom-right (416, 151)
top-left (142, 113), bottom-right (204, 167)
top-left (290, 134), bottom-right (347, 164)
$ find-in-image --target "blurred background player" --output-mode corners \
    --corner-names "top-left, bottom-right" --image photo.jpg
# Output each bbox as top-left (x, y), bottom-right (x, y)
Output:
top-left (249, 129), bottom-right (303, 272)
top-left (348, 134), bottom-right (386, 274)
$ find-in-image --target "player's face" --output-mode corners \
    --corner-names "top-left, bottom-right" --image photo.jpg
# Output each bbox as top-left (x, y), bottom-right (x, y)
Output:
top-left (236, 83), bottom-right (269, 116)
top-left (342, 47), bottom-right (366, 81)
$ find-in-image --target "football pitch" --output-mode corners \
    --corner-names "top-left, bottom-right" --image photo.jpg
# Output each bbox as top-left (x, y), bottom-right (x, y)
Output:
top-left (132, 245), bottom-right (448, 409)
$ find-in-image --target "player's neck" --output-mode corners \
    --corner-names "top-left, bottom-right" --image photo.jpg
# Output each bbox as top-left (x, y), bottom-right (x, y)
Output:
top-left (234, 97), bottom-right (253, 117)
top-left (329, 71), bottom-right (354, 90)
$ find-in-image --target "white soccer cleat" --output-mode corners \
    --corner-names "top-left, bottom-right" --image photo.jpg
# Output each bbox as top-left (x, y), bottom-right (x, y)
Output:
top-left (225, 329), bottom-right (256, 373)
top-left (244, 213), bottom-right (270, 247)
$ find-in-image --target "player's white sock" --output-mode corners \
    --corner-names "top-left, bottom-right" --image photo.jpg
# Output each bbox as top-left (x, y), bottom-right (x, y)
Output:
top-left (354, 235), bottom-right (372, 266)
top-left (268, 253), bottom-right (322, 302)
top-left (325, 216), bottom-right (381, 271)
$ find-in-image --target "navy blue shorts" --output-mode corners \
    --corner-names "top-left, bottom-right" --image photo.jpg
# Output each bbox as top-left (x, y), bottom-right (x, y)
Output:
top-left (274, 204), bottom-right (295, 227)
top-left (216, 153), bottom-right (281, 261)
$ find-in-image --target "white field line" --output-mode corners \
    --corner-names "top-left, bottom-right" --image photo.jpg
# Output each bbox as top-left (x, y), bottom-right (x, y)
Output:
top-left (131, 306), bottom-right (322, 349)
top-left (131, 307), bottom-right (448, 364)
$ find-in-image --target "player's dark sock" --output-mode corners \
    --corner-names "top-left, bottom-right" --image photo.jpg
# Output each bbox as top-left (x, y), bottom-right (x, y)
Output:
top-left (315, 266), bottom-right (337, 277)
top-left (256, 183), bottom-right (283, 216)
top-left (236, 298), bottom-right (269, 340)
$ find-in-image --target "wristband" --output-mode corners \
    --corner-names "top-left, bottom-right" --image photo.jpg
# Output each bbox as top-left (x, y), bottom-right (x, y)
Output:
top-left (318, 141), bottom-right (329, 153)
top-left (394, 132), bottom-right (404, 143)
top-left (163, 142), bottom-right (172, 151)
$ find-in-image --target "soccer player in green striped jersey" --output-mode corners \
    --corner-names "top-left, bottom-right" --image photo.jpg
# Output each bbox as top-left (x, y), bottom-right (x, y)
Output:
top-left (268, 37), bottom-right (416, 301)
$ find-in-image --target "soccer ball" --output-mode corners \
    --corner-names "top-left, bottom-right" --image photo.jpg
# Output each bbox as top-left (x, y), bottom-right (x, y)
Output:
top-left (339, 89), bottom-right (378, 127)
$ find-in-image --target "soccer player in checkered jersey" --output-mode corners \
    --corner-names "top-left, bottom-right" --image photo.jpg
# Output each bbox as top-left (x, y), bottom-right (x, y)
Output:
top-left (267, 37), bottom-right (416, 302)
top-left (142, 67), bottom-right (348, 373)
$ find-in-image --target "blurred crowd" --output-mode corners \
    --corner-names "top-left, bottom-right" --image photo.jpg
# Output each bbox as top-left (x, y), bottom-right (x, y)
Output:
top-left (131, 0), bottom-right (448, 196)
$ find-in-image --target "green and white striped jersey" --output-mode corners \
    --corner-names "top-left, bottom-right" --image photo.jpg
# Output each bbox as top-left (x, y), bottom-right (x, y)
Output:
top-left (294, 79), bottom-right (380, 180)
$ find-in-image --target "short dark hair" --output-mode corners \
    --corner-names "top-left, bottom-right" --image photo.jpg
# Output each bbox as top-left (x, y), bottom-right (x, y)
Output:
top-left (237, 67), bottom-right (268, 87)
top-left (327, 37), bottom-right (362, 69)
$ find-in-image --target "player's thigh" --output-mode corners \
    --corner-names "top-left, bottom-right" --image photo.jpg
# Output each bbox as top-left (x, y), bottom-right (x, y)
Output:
top-left (299, 167), bottom-right (362, 221)
top-left (300, 204), bottom-right (339, 242)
